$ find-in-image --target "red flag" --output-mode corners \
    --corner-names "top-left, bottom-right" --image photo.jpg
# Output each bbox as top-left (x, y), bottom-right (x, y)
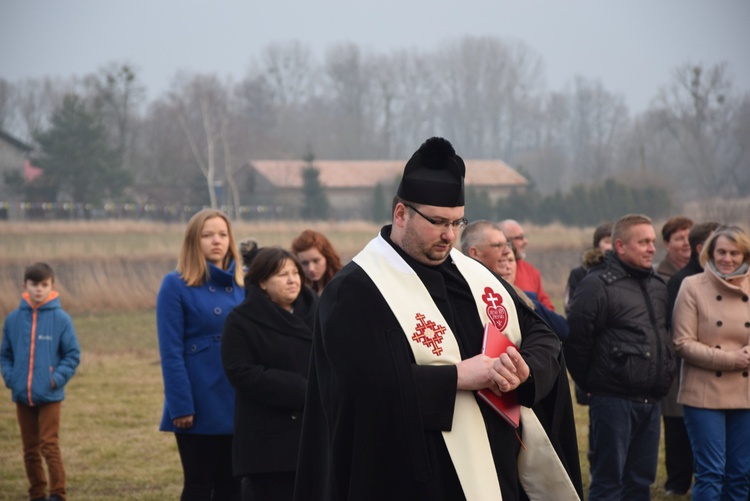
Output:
top-left (24, 159), bottom-right (43, 182)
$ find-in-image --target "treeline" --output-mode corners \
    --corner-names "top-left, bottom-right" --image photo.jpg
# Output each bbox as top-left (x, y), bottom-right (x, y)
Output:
top-left (489, 178), bottom-right (671, 226)
top-left (1, 36), bottom-right (748, 222)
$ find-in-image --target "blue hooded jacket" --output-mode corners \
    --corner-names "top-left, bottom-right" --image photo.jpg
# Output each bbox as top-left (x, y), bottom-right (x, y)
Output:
top-left (1, 291), bottom-right (80, 406)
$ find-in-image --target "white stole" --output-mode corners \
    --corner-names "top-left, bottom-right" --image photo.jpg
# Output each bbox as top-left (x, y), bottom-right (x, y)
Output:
top-left (353, 234), bottom-right (580, 501)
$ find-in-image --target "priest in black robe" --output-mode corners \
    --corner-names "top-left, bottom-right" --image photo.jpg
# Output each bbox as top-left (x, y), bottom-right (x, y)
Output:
top-left (294, 137), bottom-right (582, 501)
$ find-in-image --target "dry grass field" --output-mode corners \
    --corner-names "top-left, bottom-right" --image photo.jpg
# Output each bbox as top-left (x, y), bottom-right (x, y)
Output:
top-left (0, 310), bottom-right (183, 500)
top-left (0, 220), bottom-right (691, 500)
top-left (0, 220), bottom-right (592, 316)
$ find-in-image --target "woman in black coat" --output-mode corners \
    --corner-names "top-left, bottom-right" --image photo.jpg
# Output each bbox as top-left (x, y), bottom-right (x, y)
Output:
top-left (221, 247), bottom-right (317, 501)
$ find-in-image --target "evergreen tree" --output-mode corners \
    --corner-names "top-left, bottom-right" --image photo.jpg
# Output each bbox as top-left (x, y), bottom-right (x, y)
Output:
top-left (554, 178), bottom-right (673, 226)
top-left (495, 188), bottom-right (536, 222)
top-left (370, 183), bottom-right (389, 222)
top-left (301, 165), bottom-right (329, 220)
top-left (464, 187), bottom-right (493, 222)
top-left (32, 94), bottom-right (131, 206)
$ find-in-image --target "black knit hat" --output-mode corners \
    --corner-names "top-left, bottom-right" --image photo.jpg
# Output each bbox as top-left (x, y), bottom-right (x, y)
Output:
top-left (397, 137), bottom-right (465, 207)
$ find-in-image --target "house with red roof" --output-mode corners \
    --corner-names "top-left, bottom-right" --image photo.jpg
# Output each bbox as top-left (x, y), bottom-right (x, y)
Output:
top-left (237, 159), bottom-right (528, 220)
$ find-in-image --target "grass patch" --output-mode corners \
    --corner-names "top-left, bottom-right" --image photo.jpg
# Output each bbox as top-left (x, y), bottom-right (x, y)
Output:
top-left (1, 220), bottom-right (592, 316)
top-left (0, 310), bottom-right (182, 500)
top-left (0, 310), bottom-right (691, 500)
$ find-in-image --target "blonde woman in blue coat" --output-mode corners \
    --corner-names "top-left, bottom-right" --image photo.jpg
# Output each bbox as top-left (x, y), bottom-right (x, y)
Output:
top-left (157, 209), bottom-right (244, 500)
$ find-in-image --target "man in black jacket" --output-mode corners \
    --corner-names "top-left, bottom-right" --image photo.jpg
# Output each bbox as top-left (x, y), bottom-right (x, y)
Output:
top-left (565, 213), bottom-right (675, 501)
top-left (295, 137), bottom-right (582, 500)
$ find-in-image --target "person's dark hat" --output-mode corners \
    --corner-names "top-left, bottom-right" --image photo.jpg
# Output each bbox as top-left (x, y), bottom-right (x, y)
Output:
top-left (397, 137), bottom-right (465, 207)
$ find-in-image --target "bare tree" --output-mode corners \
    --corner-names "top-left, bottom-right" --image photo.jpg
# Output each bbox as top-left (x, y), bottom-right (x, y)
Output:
top-left (434, 36), bottom-right (544, 160)
top-left (12, 77), bottom-right (75, 142)
top-left (437, 36), bottom-right (512, 156)
top-left (237, 40), bottom-right (318, 158)
top-left (0, 79), bottom-right (14, 132)
top-left (654, 62), bottom-right (750, 197)
top-left (169, 72), bottom-right (234, 209)
top-left (375, 49), bottom-right (441, 158)
top-left (234, 73), bottom-right (279, 157)
top-left (133, 98), bottom-right (202, 208)
top-left (321, 42), bottom-right (377, 158)
top-left (83, 62), bottom-right (145, 173)
top-left (568, 76), bottom-right (629, 183)
top-left (519, 91), bottom-right (572, 193)
top-left (259, 40), bottom-right (316, 109)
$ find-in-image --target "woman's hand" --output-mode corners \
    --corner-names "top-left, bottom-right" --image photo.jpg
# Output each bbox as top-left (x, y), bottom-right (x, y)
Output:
top-left (173, 415), bottom-right (195, 429)
top-left (732, 348), bottom-right (750, 370)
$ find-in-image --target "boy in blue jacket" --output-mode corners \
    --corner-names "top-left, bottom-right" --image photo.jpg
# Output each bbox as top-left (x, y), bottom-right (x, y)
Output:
top-left (1, 262), bottom-right (80, 501)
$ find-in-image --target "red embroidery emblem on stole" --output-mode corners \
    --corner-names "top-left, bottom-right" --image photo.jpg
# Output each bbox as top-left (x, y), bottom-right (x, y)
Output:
top-left (482, 287), bottom-right (509, 332)
top-left (411, 313), bottom-right (446, 356)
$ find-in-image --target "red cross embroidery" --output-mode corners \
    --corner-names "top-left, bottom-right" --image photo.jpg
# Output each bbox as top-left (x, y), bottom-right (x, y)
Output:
top-left (411, 313), bottom-right (446, 356)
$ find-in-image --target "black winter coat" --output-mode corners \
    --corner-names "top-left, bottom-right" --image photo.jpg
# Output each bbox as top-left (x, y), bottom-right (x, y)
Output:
top-left (221, 284), bottom-right (317, 476)
top-left (666, 253), bottom-right (704, 327)
top-left (565, 251), bottom-right (675, 400)
top-left (294, 227), bottom-right (582, 501)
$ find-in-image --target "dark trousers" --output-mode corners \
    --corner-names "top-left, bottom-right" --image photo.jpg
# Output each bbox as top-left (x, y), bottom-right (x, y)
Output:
top-left (588, 395), bottom-right (661, 501)
top-left (175, 433), bottom-right (240, 501)
top-left (16, 401), bottom-right (66, 501)
top-left (663, 415), bottom-right (694, 494)
top-left (242, 472), bottom-right (295, 501)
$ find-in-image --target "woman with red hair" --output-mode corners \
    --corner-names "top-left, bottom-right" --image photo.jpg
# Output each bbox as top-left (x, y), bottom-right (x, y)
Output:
top-left (291, 230), bottom-right (343, 296)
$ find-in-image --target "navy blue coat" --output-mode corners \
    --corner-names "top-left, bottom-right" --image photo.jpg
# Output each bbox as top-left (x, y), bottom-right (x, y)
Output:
top-left (526, 291), bottom-right (570, 341)
top-left (156, 261), bottom-right (244, 434)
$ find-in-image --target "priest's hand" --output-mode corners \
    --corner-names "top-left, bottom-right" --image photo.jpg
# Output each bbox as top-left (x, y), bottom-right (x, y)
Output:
top-left (490, 347), bottom-right (530, 394)
top-left (456, 354), bottom-right (501, 391)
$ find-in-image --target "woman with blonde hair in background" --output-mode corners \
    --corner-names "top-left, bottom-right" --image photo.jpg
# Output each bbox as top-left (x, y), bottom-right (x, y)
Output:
top-left (672, 225), bottom-right (750, 500)
top-left (290, 229), bottom-right (343, 295)
top-left (156, 208), bottom-right (244, 500)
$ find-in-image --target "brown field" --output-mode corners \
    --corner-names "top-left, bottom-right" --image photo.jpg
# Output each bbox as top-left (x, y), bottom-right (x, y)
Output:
top-left (0, 220), bottom-right (594, 315)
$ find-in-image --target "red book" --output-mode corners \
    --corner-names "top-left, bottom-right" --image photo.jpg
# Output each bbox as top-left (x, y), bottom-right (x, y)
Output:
top-left (476, 322), bottom-right (521, 428)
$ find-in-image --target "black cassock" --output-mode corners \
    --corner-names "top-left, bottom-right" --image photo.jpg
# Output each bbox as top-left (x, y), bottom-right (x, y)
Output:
top-left (295, 227), bottom-right (582, 501)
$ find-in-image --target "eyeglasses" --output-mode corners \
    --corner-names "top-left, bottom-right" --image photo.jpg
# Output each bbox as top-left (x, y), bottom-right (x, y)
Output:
top-left (508, 234), bottom-right (526, 241)
top-left (486, 241), bottom-right (512, 250)
top-left (403, 204), bottom-right (468, 231)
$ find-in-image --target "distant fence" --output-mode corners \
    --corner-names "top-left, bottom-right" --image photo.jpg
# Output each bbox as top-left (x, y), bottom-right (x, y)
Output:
top-left (0, 201), bottom-right (287, 221)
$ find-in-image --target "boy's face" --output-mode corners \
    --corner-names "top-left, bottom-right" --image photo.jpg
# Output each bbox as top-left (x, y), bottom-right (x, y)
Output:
top-left (24, 278), bottom-right (53, 307)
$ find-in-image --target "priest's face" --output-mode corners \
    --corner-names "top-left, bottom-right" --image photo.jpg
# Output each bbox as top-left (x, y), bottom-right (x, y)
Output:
top-left (400, 203), bottom-right (466, 266)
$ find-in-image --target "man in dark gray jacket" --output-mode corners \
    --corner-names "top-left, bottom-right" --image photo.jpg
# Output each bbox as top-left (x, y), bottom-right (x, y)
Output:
top-left (565, 213), bottom-right (675, 501)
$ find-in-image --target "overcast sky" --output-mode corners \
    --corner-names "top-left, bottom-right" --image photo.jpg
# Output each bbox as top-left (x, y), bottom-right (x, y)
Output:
top-left (2, 0), bottom-right (749, 114)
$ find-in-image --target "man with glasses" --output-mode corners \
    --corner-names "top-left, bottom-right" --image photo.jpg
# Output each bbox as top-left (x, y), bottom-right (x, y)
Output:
top-left (499, 219), bottom-right (556, 311)
top-left (295, 137), bottom-right (582, 500)
top-left (460, 220), bottom-right (513, 275)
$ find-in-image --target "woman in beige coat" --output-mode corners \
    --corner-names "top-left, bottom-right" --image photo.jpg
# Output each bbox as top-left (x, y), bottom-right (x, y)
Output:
top-left (672, 225), bottom-right (750, 501)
